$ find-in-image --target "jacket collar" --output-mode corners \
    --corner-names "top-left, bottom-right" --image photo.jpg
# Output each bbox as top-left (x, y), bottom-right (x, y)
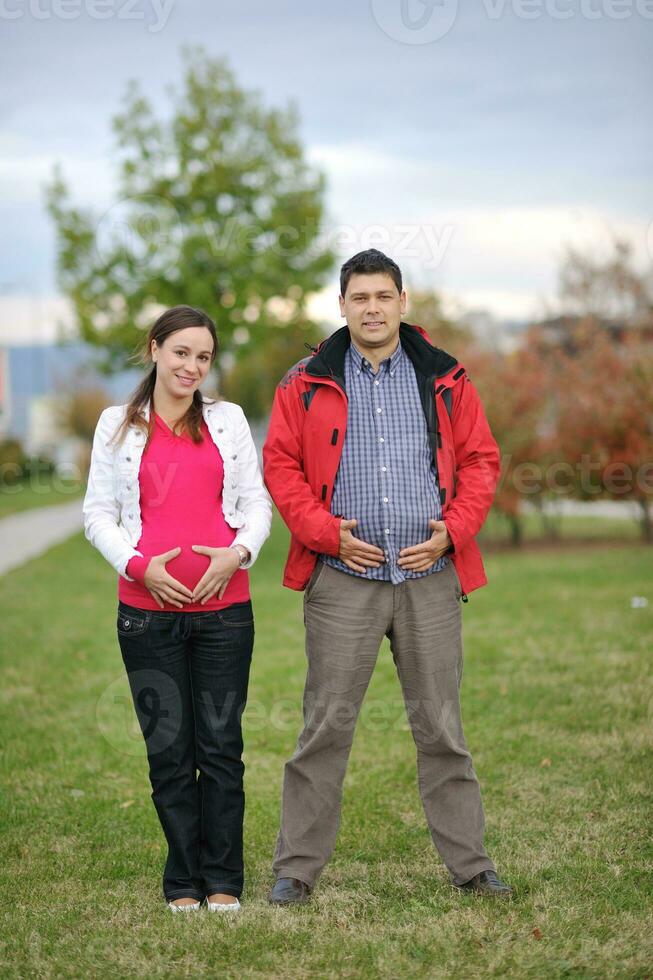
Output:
top-left (304, 322), bottom-right (458, 388)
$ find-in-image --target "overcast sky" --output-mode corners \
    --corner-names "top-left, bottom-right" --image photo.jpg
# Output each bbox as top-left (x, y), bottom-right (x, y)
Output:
top-left (1, 0), bottom-right (652, 344)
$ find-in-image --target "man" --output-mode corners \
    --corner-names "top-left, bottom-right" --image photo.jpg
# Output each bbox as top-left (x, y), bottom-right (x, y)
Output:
top-left (263, 248), bottom-right (512, 904)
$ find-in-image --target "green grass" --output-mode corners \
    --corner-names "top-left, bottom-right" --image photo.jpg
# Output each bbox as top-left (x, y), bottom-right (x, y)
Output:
top-left (0, 517), bottom-right (651, 978)
top-left (0, 478), bottom-right (84, 518)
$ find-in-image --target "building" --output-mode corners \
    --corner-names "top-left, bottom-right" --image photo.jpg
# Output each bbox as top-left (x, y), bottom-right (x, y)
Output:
top-left (0, 341), bottom-right (142, 461)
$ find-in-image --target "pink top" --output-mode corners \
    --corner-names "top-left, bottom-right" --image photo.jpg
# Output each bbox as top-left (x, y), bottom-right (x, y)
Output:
top-left (119, 412), bottom-right (250, 612)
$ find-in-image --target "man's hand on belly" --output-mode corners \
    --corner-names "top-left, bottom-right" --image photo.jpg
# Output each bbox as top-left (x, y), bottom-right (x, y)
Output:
top-left (397, 519), bottom-right (452, 573)
top-left (338, 518), bottom-right (386, 574)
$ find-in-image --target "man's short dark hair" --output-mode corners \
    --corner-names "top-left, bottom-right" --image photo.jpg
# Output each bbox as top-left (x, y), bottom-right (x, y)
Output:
top-left (340, 249), bottom-right (403, 297)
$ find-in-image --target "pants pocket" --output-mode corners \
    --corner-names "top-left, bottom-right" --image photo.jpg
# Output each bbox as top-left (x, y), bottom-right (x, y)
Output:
top-left (304, 560), bottom-right (328, 603)
top-left (449, 560), bottom-right (463, 600)
top-left (117, 608), bottom-right (151, 637)
top-left (217, 601), bottom-right (254, 628)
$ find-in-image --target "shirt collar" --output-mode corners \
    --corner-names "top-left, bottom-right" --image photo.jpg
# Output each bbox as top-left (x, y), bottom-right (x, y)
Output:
top-left (349, 340), bottom-right (403, 376)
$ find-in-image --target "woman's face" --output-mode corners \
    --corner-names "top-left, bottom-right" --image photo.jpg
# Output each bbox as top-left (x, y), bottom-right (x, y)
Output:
top-left (151, 326), bottom-right (215, 400)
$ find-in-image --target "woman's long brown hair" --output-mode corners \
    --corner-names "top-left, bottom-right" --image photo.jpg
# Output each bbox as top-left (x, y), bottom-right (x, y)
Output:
top-left (110, 305), bottom-right (219, 448)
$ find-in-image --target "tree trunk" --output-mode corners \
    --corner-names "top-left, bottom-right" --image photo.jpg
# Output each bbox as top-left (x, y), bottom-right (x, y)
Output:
top-left (507, 513), bottom-right (523, 547)
top-left (639, 499), bottom-right (652, 543)
top-left (535, 497), bottom-right (559, 540)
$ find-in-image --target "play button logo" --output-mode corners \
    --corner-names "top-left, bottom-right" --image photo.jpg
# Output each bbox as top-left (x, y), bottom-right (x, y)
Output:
top-left (371, 0), bottom-right (459, 44)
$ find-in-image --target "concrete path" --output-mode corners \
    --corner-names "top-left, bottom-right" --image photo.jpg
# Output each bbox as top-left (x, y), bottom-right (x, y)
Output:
top-left (0, 499), bottom-right (84, 576)
top-left (522, 499), bottom-right (641, 520)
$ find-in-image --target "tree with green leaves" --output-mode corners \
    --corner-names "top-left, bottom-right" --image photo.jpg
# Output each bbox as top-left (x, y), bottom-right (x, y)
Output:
top-left (45, 46), bottom-right (334, 376)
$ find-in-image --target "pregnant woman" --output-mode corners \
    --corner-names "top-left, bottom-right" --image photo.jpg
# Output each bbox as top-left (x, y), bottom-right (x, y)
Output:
top-left (83, 305), bottom-right (271, 913)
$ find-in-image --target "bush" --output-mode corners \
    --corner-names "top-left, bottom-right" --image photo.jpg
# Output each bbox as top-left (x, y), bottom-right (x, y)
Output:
top-left (0, 439), bottom-right (27, 486)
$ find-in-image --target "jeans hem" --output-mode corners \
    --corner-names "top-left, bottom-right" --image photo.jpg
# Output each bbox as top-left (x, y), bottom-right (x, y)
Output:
top-left (164, 889), bottom-right (204, 902)
top-left (204, 885), bottom-right (242, 899)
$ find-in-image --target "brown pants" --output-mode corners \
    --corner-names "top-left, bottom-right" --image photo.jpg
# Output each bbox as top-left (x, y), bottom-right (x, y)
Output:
top-left (272, 559), bottom-right (496, 888)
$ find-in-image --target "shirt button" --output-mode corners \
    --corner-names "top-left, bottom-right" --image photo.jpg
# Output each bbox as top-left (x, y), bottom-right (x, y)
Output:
top-left (128, 513), bottom-right (134, 519)
top-left (374, 380), bottom-right (380, 386)
top-left (376, 408), bottom-right (382, 414)
top-left (232, 454), bottom-right (237, 459)
top-left (381, 466), bottom-right (387, 472)
top-left (384, 528), bottom-right (390, 535)
top-left (379, 437), bottom-right (385, 444)
top-left (383, 497), bottom-right (388, 503)
top-left (126, 456), bottom-right (131, 462)
top-left (218, 428), bottom-right (224, 433)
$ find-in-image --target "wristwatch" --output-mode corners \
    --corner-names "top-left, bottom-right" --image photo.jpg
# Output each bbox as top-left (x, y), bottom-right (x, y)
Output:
top-left (230, 544), bottom-right (250, 567)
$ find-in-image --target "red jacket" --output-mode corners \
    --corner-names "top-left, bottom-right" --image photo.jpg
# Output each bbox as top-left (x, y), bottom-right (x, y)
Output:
top-left (263, 322), bottom-right (500, 598)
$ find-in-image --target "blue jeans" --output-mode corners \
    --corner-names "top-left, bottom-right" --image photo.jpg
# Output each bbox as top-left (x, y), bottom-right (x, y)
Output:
top-left (116, 599), bottom-right (254, 902)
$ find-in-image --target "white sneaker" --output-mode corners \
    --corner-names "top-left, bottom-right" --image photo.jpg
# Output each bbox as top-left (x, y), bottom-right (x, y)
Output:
top-left (206, 897), bottom-right (241, 913)
top-left (167, 899), bottom-right (201, 913)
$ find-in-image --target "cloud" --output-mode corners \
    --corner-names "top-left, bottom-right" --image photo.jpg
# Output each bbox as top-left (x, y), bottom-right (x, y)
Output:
top-left (1, 2), bottom-right (650, 335)
top-left (305, 143), bottom-right (651, 317)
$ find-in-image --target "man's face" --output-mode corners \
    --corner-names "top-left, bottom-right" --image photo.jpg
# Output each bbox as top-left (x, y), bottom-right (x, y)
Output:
top-left (339, 273), bottom-right (407, 352)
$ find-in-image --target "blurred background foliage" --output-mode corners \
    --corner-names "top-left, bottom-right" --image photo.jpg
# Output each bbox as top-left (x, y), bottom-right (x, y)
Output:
top-left (37, 48), bottom-right (653, 546)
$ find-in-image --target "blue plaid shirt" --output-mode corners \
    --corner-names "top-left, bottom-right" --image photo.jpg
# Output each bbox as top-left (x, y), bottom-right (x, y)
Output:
top-left (321, 340), bottom-right (449, 584)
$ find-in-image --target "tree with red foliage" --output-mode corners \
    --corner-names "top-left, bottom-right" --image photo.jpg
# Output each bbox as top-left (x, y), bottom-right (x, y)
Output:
top-left (553, 320), bottom-right (653, 541)
top-left (464, 340), bottom-right (550, 545)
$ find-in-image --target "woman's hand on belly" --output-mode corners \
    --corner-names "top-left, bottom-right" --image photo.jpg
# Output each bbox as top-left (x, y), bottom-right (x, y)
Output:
top-left (191, 545), bottom-right (241, 604)
top-left (142, 547), bottom-right (195, 609)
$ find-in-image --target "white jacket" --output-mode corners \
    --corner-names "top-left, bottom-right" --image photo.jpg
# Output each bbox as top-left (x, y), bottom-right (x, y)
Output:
top-left (83, 397), bottom-right (272, 581)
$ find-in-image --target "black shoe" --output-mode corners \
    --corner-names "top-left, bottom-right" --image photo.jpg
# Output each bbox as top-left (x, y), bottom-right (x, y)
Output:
top-left (268, 877), bottom-right (311, 906)
top-left (458, 869), bottom-right (514, 897)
